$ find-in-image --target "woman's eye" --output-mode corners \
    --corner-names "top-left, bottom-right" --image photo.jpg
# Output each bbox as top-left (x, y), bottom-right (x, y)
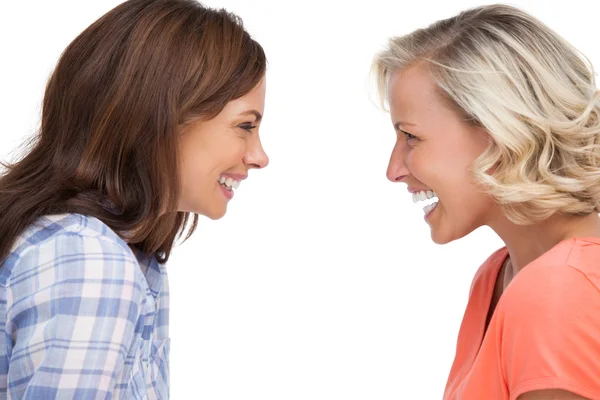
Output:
top-left (402, 130), bottom-right (417, 141)
top-left (239, 123), bottom-right (257, 132)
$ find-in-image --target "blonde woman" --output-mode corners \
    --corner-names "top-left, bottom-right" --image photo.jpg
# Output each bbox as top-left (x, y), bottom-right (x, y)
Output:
top-left (374, 4), bottom-right (600, 400)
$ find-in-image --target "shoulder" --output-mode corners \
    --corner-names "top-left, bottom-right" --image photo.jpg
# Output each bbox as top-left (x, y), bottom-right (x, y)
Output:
top-left (495, 239), bottom-right (600, 337)
top-left (563, 237), bottom-right (600, 282)
top-left (2, 213), bottom-right (140, 287)
top-left (499, 238), bottom-right (600, 320)
top-left (499, 263), bottom-right (599, 324)
top-left (9, 213), bottom-right (129, 252)
top-left (495, 256), bottom-right (600, 400)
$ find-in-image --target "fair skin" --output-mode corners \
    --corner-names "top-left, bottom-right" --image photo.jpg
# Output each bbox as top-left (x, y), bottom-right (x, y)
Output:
top-left (387, 64), bottom-right (600, 400)
top-left (178, 77), bottom-right (269, 219)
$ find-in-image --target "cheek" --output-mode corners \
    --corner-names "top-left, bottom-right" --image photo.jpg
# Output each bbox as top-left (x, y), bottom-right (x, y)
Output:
top-left (210, 137), bottom-right (246, 166)
top-left (412, 149), bottom-right (476, 202)
top-left (185, 138), bottom-right (245, 178)
top-left (181, 143), bottom-right (205, 173)
top-left (179, 144), bottom-right (215, 192)
top-left (407, 150), bottom-right (438, 184)
top-left (230, 140), bottom-right (247, 161)
top-left (445, 156), bottom-right (492, 215)
top-left (404, 149), bottom-right (418, 172)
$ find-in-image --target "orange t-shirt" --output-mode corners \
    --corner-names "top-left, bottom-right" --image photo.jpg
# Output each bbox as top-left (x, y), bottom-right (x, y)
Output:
top-left (444, 237), bottom-right (600, 400)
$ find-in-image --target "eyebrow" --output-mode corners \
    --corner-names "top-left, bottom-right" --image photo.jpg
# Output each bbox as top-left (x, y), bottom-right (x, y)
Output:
top-left (393, 121), bottom-right (417, 131)
top-left (240, 110), bottom-right (263, 122)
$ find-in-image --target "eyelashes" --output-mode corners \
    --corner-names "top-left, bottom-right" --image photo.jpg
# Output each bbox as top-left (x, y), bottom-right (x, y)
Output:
top-left (400, 129), bottom-right (418, 141)
top-left (239, 123), bottom-right (257, 132)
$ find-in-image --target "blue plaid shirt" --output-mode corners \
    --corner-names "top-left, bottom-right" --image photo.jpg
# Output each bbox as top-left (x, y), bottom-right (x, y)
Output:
top-left (0, 214), bottom-right (169, 399)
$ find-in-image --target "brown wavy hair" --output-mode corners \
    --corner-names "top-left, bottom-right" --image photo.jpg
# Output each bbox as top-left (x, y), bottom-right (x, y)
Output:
top-left (0, 0), bottom-right (267, 264)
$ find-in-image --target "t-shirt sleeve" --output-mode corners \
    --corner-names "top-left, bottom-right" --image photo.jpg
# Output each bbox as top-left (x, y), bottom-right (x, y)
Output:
top-left (494, 264), bottom-right (600, 400)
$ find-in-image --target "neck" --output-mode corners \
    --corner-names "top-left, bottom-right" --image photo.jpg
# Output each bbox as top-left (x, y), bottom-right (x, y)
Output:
top-left (489, 211), bottom-right (600, 284)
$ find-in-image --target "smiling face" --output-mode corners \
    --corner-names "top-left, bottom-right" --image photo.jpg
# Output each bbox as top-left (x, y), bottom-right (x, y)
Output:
top-left (177, 77), bottom-right (269, 219)
top-left (386, 65), bottom-right (498, 244)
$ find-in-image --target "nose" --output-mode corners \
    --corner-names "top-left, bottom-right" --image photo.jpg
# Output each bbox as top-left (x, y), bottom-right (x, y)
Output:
top-left (244, 135), bottom-right (269, 169)
top-left (386, 139), bottom-right (409, 183)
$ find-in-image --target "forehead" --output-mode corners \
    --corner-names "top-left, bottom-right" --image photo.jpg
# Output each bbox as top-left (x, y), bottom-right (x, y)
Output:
top-left (387, 65), bottom-right (442, 117)
top-left (236, 78), bottom-right (266, 108)
top-left (216, 77), bottom-right (266, 119)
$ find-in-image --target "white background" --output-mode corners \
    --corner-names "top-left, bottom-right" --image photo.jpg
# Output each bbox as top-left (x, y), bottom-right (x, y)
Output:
top-left (1, 1), bottom-right (598, 398)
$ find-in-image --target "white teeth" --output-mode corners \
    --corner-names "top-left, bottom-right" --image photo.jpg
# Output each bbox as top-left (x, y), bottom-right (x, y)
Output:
top-left (218, 175), bottom-right (241, 190)
top-left (413, 190), bottom-right (439, 216)
top-left (412, 190), bottom-right (438, 204)
top-left (423, 201), bottom-right (439, 215)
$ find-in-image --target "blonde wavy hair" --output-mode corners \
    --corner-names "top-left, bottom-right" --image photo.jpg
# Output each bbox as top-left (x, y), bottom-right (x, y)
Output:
top-left (373, 4), bottom-right (600, 225)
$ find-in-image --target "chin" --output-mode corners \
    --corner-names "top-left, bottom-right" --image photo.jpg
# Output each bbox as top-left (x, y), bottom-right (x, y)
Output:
top-left (208, 212), bottom-right (226, 220)
top-left (202, 208), bottom-right (227, 220)
top-left (184, 203), bottom-right (228, 220)
top-left (431, 231), bottom-right (454, 245)
top-left (430, 225), bottom-right (472, 245)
